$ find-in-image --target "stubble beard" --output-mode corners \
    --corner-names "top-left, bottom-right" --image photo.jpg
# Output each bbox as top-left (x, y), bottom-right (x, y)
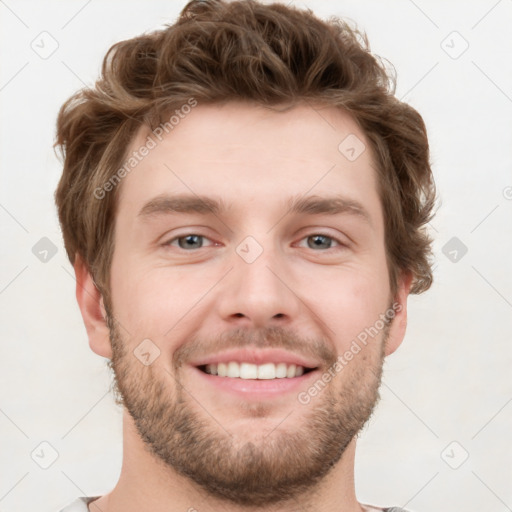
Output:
top-left (106, 319), bottom-right (388, 507)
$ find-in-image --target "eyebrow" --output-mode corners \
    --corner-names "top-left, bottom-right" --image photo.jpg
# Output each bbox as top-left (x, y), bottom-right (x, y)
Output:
top-left (137, 193), bottom-right (372, 227)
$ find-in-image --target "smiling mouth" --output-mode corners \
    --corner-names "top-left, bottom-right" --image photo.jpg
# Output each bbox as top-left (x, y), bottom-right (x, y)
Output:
top-left (197, 362), bottom-right (317, 380)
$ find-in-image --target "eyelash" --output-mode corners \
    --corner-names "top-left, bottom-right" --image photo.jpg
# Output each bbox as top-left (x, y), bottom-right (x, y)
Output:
top-left (162, 233), bottom-right (347, 251)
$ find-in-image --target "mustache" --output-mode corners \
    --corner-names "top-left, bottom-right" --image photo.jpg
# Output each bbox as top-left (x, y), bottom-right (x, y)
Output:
top-left (173, 325), bottom-right (337, 370)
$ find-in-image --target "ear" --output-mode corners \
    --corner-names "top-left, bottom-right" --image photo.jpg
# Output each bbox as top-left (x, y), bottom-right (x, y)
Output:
top-left (384, 270), bottom-right (414, 357)
top-left (74, 254), bottom-right (112, 358)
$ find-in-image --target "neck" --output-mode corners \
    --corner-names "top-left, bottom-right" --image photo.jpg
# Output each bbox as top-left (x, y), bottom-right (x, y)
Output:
top-left (89, 409), bottom-right (364, 512)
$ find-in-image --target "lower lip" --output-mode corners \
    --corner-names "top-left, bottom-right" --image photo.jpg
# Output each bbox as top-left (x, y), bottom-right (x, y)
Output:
top-left (191, 366), bottom-right (318, 399)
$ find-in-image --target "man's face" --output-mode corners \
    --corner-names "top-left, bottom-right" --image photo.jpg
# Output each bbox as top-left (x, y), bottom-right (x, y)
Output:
top-left (103, 102), bottom-right (408, 506)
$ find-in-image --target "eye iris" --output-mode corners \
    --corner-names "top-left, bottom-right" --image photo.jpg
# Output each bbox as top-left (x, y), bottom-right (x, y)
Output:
top-left (308, 235), bottom-right (332, 249)
top-left (179, 235), bottom-right (203, 249)
top-left (175, 235), bottom-right (334, 250)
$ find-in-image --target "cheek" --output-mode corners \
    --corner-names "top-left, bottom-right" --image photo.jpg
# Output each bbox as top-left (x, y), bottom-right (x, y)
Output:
top-left (109, 260), bottom-right (218, 337)
top-left (308, 264), bottom-right (389, 350)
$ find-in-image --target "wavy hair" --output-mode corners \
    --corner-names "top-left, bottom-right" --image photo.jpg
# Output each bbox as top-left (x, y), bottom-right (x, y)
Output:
top-left (55, 0), bottom-right (436, 307)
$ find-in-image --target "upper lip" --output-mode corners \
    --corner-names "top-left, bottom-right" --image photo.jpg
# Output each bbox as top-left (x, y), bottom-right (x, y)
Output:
top-left (190, 348), bottom-right (320, 369)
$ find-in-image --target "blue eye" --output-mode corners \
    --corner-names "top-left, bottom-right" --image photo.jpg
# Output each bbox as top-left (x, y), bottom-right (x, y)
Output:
top-left (165, 234), bottom-right (213, 250)
top-left (299, 234), bottom-right (344, 251)
top-left (305, 234), bottom-right (338, 250)
top-left (162, 233), bottom-right (344, 252)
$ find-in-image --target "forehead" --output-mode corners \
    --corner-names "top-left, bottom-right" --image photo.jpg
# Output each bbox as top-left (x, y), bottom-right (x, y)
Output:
top-left (116, 101), bottom-right (381, 223)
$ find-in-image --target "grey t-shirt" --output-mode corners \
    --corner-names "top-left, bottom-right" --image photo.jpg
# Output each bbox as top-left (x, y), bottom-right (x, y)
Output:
top-left (59, 496), bottom-right (410, 511)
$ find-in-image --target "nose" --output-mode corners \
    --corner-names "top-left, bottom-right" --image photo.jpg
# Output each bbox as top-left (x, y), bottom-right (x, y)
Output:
top-left (215, 240), bottom-right (301, 329)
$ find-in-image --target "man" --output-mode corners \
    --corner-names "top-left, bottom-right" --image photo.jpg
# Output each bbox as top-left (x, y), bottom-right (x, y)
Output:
top-left (55, 0), bottom-right (435, 511)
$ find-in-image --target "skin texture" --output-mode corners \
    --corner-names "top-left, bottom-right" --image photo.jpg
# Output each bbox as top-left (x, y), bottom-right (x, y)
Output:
top-left (75, 101), bottom-right (412, 512)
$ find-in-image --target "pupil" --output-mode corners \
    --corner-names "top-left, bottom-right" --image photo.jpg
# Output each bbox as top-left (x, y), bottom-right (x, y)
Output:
top-left (309, 235), bottom-right (331, 249)
top-left (180, 235), bottom-right (202, 249)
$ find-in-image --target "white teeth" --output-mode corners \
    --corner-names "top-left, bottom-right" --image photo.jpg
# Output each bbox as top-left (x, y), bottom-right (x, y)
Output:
top-left (227, 361), bottom-right (240, 378)
top-left (275, 363), bottom-right (288, 378)
top-left (257, 363), bottom-right (275, 380)
top-left (203, 362), bottom-right (309, 379)
top-left (217, 362), bottom-right (227, 377)
top-left (206, 363), bottom-right (218, 375)
top-left (240, 363), bottom-right (258, 379)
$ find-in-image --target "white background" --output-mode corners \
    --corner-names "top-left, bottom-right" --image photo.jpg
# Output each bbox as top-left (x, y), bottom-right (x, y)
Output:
top-left (1, 1), bottom-right (511, 511)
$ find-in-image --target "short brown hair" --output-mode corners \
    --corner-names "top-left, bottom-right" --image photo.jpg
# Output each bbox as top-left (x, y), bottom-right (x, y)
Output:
top-left (55, 0), bottom-right (436, 307)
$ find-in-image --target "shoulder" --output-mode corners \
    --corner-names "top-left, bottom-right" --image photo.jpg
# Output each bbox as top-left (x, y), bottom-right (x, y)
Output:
top-left (361, 505), bottom-right (411, 512)
top-left (59, 496), bottom-right (101, 512)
